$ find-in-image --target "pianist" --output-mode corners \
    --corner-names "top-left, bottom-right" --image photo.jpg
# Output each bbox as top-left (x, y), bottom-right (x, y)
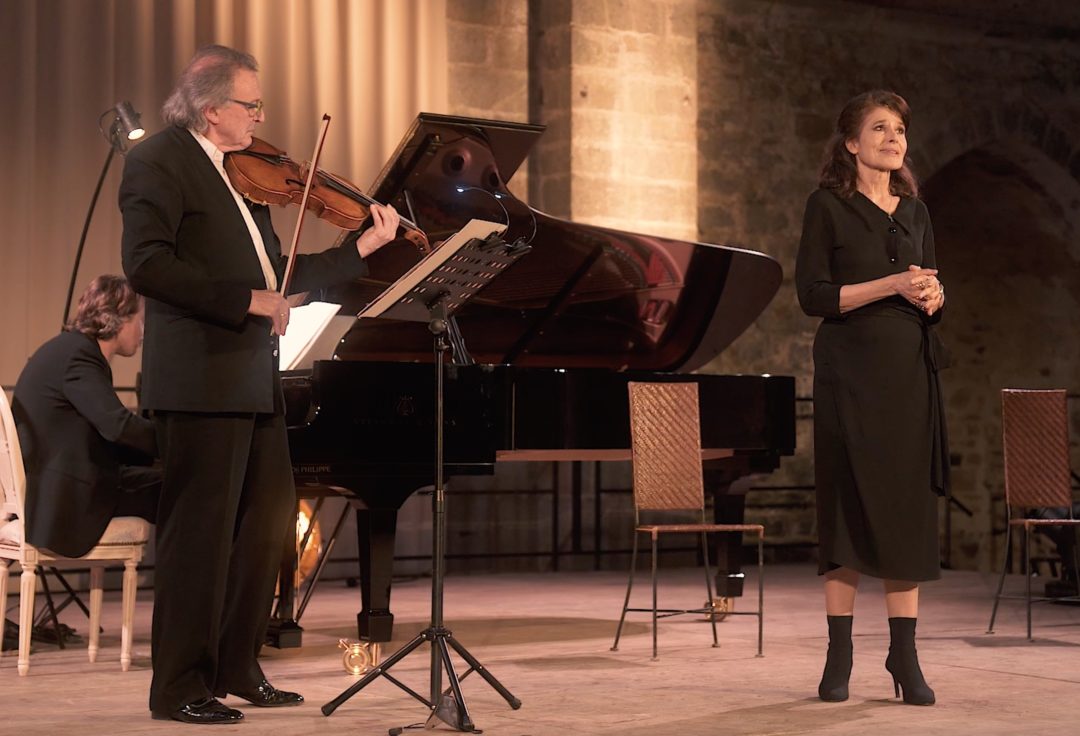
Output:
top-left (120, 44), bottom-right (399, 725)
top-left (12, 275), bottom-right (158, 559)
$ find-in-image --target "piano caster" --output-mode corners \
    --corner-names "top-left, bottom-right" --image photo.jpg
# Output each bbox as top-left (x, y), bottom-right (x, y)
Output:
top-left (339, 639), bottom-right (381, 675)
top-left (705, 596), bottom-right (734, 622)
top-left (266, 618), bottom-right (303, 649)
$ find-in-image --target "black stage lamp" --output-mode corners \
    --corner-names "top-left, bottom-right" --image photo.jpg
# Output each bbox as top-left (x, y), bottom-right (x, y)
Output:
top-left (113, 101), bottom-right (145, 142)
top-left (62, 101), bottom-right (146, 327)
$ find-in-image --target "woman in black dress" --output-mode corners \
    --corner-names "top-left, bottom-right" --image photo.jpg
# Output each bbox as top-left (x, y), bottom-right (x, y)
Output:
top-left (796, 90), bottom-right (948, 706)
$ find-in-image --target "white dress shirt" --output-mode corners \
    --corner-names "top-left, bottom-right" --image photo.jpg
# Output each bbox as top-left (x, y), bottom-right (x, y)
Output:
top-left (189, 129), bottom-right (278, 291)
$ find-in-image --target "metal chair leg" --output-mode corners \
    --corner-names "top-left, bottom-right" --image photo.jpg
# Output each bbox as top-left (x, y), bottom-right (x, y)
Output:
top-left (1025, 524), bottom-right (1033, 642)
top-left (1071, 546), bottom-right (1080, 602)
top-left (756, 532), bottom-right (764, 657)
top-left (987, 523), bottom-right (1011, 633)
top-left (700, 531), bottom-right (719, 648)
top-left (611, 533), bottom-right (640, 651)
top-left (37, 570), bottom-right (65, 650)
top-left (651, 532), bottom-right (659, 661)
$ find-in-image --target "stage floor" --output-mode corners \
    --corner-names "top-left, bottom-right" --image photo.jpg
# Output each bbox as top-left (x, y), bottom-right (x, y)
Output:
top-left (4, 563), bottom-right (1079, 735)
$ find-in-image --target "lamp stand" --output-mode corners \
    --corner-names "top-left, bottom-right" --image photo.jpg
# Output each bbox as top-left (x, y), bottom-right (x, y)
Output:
top-left (63, 142), bottom-right (119, 327)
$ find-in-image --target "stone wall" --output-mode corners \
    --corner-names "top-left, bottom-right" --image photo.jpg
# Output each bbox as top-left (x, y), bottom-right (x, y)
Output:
top-left (421, 0), bottom-right (1080, 575)
top-left (529, 0), bottom-right (699, 239)
top-left (446, 0), bottom-right (531, 198)
top-left (695, 0), bottom-right (1080, 572)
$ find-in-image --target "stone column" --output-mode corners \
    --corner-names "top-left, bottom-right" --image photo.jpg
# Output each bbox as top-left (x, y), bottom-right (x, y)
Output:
top-left (447, 0), bottom-right (531, 198)
top-left (529, 0), bottom-right (698, 240)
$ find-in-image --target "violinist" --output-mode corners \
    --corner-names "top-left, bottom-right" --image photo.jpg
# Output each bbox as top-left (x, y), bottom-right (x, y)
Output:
top-left (119, 44), bottom-right (399, 725)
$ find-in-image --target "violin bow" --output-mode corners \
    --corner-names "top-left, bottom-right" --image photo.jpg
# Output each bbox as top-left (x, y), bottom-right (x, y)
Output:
top-left (278, 113), bottom-right (332, 297)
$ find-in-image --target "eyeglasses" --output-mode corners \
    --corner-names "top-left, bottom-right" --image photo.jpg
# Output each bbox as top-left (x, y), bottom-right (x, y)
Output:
top-left (228, 98), bottom-right (264, 117)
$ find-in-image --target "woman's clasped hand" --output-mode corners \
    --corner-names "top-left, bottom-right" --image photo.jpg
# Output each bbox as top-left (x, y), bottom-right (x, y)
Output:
top-left (895, 265), bottom-right (944, 315)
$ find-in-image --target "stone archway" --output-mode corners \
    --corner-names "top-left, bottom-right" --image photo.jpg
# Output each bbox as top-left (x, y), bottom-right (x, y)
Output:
top-left (913, 94), bottom-right (1080, 205)
top-left (921, 138), bottom-right (1080, 572)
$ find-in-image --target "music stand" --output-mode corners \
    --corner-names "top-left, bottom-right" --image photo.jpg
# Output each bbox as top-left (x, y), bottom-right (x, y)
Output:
top-left (322, 219), bottom-right (528, 732)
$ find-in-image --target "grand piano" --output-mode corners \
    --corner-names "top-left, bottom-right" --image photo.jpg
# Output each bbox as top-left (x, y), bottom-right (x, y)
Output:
top-left (275, 114), bottom-right (795, 646)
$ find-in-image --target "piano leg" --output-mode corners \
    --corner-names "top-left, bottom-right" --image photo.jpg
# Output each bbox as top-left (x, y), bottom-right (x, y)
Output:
top-left (707, 462), bottom-right (754, 598)
top-left (355, 506), bottom-right (399, 643)
top-left (267, 499), bottom-right (304, 648)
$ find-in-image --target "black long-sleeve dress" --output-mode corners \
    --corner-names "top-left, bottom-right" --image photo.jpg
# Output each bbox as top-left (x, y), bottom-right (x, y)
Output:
top-left (796, 188), bottom-right (949, 582)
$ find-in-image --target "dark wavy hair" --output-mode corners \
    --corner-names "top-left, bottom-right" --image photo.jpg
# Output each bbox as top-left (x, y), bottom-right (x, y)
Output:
top-left (819, 90), bottom-right (919, 199)
top-left (66, 275), bottom-right (140, 340)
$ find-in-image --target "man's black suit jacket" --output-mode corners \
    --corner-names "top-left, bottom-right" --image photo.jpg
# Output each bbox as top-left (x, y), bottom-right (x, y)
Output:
top-left (119, 126), bottom-right (369, 413)
top-left (12, 331), bottom-right (157, 557)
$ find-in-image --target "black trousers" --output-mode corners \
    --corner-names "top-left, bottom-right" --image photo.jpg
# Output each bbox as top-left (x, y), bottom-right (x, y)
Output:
top-left (149, 411), bottom-right (294, 714)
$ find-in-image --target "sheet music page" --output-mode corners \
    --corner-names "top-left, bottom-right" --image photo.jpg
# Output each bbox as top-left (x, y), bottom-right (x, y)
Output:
top-left (278, 301), bottom-right (349, 370)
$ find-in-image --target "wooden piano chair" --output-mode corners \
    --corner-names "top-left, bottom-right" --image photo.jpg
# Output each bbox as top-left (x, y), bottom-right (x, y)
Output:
top-left (610, 381), bottom-right (764, 660)
top-left (0, 390), bottom-right (150, 675)
top-left (987, 388), bottom-right (1080, 641)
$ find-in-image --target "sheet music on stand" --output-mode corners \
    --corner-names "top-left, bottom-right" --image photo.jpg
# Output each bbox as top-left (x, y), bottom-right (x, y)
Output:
top-left (321, 216), bottom-right (529, 727)
top-left (277, 301), bottom-right (354, 371)
top-left (357, 219), bottom-right (516, 323)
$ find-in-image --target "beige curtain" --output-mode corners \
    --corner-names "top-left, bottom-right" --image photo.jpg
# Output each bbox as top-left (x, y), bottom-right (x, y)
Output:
top-left (0, 0), bottom-right (448, 391)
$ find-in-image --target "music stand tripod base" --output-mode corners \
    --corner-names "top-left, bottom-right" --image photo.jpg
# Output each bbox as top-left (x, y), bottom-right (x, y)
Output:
top-left (322, 222), bottom-right (527, 731)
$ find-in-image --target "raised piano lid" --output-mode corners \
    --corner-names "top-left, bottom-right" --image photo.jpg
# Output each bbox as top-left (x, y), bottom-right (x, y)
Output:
top-left (322, 114), bottom-right (782, 373)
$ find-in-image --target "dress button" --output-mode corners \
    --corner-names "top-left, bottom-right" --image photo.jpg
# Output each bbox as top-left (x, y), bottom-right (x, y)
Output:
top-left (888, 226), bottom-right (898, 234)
top-left (272, 349), bottom-right (279, 357)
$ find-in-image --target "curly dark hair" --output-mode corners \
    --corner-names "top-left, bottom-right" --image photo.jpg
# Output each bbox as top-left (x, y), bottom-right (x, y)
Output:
top-left (819, 90), bottom-right (918, 199)
top-left (66, 275), bottom-right (140, 340)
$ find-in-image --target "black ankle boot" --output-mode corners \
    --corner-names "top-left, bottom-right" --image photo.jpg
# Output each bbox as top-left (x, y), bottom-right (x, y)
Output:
top-left (885, 617), bottom-right (935, 705)
top-left (818, 615), bottom-right (853, 702)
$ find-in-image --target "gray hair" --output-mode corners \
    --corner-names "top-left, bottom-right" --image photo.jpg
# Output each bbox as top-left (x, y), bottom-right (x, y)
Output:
top-left (161, 45), bottom-right (258, 133)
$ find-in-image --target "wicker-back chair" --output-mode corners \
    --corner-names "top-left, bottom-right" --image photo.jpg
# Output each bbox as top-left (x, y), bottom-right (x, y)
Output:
top-left (987, 388), bottom-right (1080, 640)
top-left (610, 382), bottom-right (764, 660)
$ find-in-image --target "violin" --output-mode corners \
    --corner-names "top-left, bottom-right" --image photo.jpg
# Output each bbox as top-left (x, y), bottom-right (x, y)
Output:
top-left (224, 136), bottom-right (429, 252)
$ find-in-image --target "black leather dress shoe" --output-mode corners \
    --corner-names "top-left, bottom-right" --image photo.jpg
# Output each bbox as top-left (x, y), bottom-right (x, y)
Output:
top-left (152, 697), bottom-right (244, 724)
top-left (230, 679), bottom-right (304, 707)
